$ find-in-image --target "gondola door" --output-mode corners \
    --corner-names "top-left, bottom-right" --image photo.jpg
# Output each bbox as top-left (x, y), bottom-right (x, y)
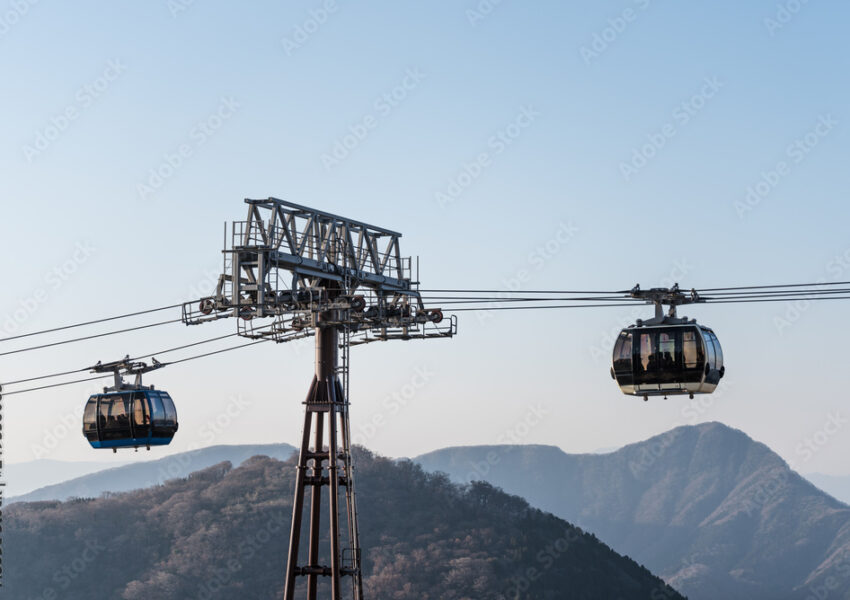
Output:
top-left (99, 393), bottom-right (133, 442)
top-left (633, 328), bottom-right (682, 386)
top-left (132, 392), bottom-right (151, 441)
top-left (634, 329), bottom-right (656, 386)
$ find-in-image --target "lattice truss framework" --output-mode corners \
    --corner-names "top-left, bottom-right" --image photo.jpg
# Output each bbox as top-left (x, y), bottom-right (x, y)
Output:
top-left (182, 197), bottom-right (455, 345)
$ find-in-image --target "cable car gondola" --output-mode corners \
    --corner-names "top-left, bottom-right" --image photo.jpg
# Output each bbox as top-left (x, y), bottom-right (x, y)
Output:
top-left (81, 356), bottom-right (178, 451)
top-left (611, 285), bottom-right (725, 400)
top-left (83, 389), bottom-right (178, 450)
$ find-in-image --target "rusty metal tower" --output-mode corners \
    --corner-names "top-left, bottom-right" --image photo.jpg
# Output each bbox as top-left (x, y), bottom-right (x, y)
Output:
top-left (182, 198), bottom-right (455, 599)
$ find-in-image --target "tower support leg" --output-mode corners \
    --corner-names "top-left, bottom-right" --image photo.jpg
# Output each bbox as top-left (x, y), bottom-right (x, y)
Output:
top-left (306, 403), bottom-right (325, 600)
top-left (283, 319), bottom-right (363, 600)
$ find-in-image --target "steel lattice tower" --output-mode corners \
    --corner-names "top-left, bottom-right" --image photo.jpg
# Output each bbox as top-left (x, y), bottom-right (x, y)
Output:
top-left (183, 198), bottom-right (454, 599)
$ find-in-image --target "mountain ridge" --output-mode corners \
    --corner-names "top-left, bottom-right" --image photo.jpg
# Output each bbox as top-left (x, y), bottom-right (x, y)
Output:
top-left (10, 442), bottom-right (296, 503)
top-left (805, 472), bottom-right (850, 505)
top-left (415, 421), bottom-right (850, 600)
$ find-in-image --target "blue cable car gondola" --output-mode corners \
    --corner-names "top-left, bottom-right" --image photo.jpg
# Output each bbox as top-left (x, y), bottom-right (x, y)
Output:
top-left (83, 389), bottom-right (178, 450)
top-left (82, 356), bottom-right (178, 451)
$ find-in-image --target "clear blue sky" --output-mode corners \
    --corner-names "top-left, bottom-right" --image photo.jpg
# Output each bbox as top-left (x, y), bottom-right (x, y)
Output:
top-left (2, 1), bottom-right (849, 475)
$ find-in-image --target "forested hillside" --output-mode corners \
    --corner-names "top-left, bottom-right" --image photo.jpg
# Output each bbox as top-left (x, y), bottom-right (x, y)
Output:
top-left (5, 450), bottom-right (683, 599)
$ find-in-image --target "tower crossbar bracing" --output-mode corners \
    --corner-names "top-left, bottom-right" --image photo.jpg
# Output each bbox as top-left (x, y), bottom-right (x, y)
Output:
top-left (182, 198), bottom-right (455, 600)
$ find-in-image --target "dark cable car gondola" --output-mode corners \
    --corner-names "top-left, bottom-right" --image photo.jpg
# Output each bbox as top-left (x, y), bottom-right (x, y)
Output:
top-left (82, 356), bottom-right (178, 451)
top-left (611, 285), bottom-right (725, 400)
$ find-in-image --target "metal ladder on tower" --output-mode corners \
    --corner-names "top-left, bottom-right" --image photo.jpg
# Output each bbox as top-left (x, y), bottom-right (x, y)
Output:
top-left (338, 269), bottom-right (364, 600)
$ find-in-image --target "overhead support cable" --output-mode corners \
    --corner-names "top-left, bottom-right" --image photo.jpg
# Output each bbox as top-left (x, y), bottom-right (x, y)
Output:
top-left (2, 338), bottom-right (271, 396)
top-left (2, 331), bottom-right (242, 386)
top-left (419, 289), bottom-right (624, 295)
top-left (696, 281), bottom-right (850, 292)
top-left (0, 319), bottom-right (183, 358)
top-left (0, 302), bottom-right (189, 344)
top-left (443, 302), bottom-right (640, 312)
